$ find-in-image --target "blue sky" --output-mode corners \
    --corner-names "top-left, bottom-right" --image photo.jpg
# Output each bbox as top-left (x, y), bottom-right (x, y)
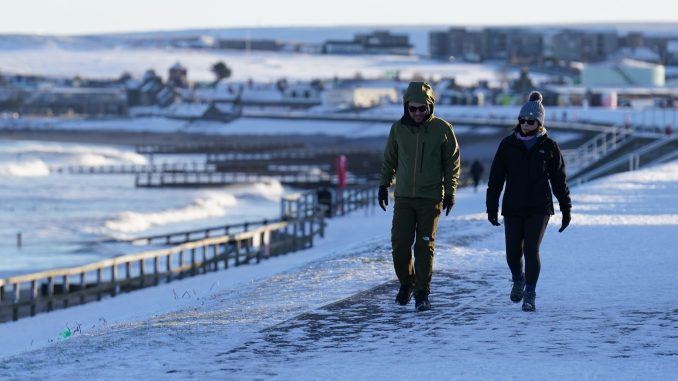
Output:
top-left (2, 0), bottom-right (677, 35)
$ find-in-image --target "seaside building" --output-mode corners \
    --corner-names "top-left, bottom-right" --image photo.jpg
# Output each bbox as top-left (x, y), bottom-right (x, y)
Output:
top-left (323, 30), bottom-right (413, 56)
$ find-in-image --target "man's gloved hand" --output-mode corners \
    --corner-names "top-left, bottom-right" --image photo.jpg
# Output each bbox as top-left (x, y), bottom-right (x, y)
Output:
top-left (378, 186), bottom-right (389, 211)
top-left (559, 209), bottom-right (571, 232)
top-left (442, 194), bottom-right (454, 216)
top-left (488, 211), bottom-right (501, 226)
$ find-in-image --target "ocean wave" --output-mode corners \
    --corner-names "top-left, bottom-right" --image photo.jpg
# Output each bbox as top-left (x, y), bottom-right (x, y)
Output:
top-left (0, 142), bottom-right (148, 166)
top-left (0, 159), bottom-right (50, 176)
top-left (81, 181), bottom-right (284, 239)
top-left (100, 193), bottom-right (239, 236)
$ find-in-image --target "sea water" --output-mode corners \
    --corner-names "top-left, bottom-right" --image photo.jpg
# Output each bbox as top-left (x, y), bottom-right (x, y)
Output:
top-left (0, 140), bottom-right (283, 278)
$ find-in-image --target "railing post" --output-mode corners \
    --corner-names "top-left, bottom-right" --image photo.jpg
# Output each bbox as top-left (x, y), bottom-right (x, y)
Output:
top-left (153, 257), bottom-right (159, 285)
top-left (191, 248), bottom-right (197, 275)
top-left (257, 232), bottom-right (264, 263)
top-left (178, 250), bottom-right (184, 276)
top-left (97, 268), bottom-right (102, 301)
top-left (79, 272), bottom-right (86, 305)
top-left (30, 280), bottom-right (38, 316)
top-left (13, 283), bottom-right (20, 321)
top-left (47, 277), bottom-right (54, 311)
top-left (63, 275), bottom-right (70, 308)
top-left (245, 238), bottom-right (252, 264)
top-left (235, 241), bottom-right (241, 266)
top-left (214, 245), bottom-right (221, 271)
top-left (222, 243), bottom-right (229, 269)
top-left (140, 259), bottom-right (146, 286)
top-left (111, 265), bottom-right (118, 297)
top-left (166, 253), bottom-right (172, 282)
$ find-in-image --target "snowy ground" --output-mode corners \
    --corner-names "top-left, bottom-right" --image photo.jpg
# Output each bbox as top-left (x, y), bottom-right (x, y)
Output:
top-left (1, 161), bottom-right (677, 380)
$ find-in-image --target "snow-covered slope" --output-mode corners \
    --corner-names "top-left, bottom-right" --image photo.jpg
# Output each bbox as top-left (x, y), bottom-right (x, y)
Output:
top-left (1, 160), bottom-right (676, 379)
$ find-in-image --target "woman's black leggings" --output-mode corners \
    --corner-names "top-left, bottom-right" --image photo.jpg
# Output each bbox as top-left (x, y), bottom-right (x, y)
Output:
top-left (503, 215), bottom-right (550, 288)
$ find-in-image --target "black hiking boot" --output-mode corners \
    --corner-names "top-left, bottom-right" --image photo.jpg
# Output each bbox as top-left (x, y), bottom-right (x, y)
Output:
top-left (510, 278), bottom-right (525, 303)
top-left (414, 295), bottom-right (431, 312)
top-left (395, 284), bottom-right (413, 306)
top-left (522, 291), bottom-right (536, 312)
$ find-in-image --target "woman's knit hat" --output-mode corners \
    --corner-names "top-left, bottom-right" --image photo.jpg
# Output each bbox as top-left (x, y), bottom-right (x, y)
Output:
top-left (519, 91), bottom-right (545, 126)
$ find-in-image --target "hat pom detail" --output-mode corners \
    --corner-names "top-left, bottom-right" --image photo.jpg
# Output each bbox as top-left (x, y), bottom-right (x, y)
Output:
top-left (528, 91), bottom-right (543, 102)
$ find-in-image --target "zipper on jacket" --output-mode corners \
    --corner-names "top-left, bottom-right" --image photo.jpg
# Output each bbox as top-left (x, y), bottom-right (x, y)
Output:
top-left (412, 132), bottom-right (419, 196)
top-left (419, 143), bottom-right (425, 173)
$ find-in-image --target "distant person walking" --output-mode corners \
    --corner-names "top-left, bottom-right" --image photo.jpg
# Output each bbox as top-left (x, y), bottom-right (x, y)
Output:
top-left (378, 82), bottom-right (461, 312)
top-left (486, 91), bottom-right (571, 312)
top-left (470, 159), bottom-right (484, 192)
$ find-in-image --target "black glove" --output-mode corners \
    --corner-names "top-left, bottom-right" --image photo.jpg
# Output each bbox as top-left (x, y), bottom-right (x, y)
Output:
top-left (559, 209), bottom-right (571, 232)
top-left (378, 186), bottom-right (389, 211)
top-left (442, 194), bottom-right (454, 216)
top-left (488, 211), bottom-right (501, 226)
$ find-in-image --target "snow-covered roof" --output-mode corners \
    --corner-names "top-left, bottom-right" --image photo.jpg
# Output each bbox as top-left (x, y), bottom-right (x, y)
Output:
top-left (588, 58), bottom-right (663, 70)
top-left (164, 102), bottom-right (209, 117)
top-left (615, 47), bottom-right (661, 63)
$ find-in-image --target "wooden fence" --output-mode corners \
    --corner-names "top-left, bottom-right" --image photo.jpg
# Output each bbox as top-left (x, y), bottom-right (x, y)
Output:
top-left (0, 217), bottom-right (322, 322)
top-left (125, 219), bottom-right (278, 246)
top-left (0, 184), bottom-right (375, 322)
top-left (135, 141), bottom-right (304, 155)
top-left (134, 171), bottom-right (357, 188)
top-left (51, 162), bottom-right (216, 175)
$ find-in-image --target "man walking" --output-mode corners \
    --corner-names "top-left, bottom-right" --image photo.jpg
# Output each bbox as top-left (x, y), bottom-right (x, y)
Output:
top-left (378, 82), bottom-right (461, 312)
top-left (470, 159), bottom-right (484, 192)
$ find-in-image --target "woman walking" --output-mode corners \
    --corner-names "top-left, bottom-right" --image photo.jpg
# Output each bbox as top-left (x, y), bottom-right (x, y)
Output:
top-left (486, 91), bottom-right (571, 312)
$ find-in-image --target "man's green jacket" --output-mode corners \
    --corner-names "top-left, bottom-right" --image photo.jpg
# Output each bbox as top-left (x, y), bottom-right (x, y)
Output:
top-left (379, 115), bottom-right (461, 201)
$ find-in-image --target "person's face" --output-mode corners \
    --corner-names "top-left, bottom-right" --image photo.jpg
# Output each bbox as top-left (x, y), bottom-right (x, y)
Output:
top-left (407, 102), bottom-right (430, 123)
top-left (519, 117), bottom-right (540, 135)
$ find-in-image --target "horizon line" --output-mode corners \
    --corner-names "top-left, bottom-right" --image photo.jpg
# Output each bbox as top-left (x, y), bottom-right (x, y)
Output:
top-left (2, 20), bottom-right (678, 38)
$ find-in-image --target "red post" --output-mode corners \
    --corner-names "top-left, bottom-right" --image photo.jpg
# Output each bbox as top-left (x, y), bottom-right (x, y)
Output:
top-left (336, 155), bottom-right (347, 215)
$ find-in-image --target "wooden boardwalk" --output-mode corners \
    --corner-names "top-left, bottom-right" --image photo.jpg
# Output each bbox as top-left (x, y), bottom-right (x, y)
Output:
top-left (0, 185), bottom-right (376, 322)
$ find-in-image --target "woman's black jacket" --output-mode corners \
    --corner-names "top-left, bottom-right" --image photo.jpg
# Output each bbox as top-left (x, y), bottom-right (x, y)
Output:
top-left (486, 132), bottom-right (571, 217)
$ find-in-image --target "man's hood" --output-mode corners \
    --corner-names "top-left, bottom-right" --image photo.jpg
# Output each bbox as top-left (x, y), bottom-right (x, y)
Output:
top-left (401, 81), bottom-right (436, 126)
top-left (403, 82), bottom-right (436, 106)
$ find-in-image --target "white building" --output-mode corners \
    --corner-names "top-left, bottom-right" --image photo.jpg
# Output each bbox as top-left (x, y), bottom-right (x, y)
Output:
top-left (322, 87), bottom-right (398, 109)
top-left (581, 59), bottom-right (665, 87)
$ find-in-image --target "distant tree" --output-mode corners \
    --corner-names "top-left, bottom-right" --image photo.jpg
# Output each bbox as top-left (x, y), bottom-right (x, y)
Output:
top-left (512, 67), bottom-right (534, 94)
top-left (118, 72), bottom-right (132, 83)
top-left (310, 79), bottom-right (324, 91)
top-left (211, 61), bottom-right (232, 84)
top-left (276, 78), bottom-right (288, 92)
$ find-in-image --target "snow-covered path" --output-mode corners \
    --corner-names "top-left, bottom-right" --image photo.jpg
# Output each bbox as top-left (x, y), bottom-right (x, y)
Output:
top-left (1, 162), bottom-right (678, 380)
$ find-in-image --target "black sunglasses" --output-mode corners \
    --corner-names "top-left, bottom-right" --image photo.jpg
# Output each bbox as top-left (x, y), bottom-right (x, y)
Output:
top-left (408, 105), bottom-right (428, 113)
top-left (518, 118), bottom-right (539, 126)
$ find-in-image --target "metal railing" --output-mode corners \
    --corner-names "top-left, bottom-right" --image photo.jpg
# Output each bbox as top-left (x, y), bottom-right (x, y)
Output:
top-left (563, 124), bottom-right (635, 176)
top-left (572, 136), bottom-right (678, 184)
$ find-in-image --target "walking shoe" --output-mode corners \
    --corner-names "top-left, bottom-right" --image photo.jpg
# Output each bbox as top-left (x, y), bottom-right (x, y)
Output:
top-left (522, 291), bottom-right (536, 312)
top-left (510, 279), bottom-right (525, 303)
top-left (414, 295), bottom-right (431, 312)
top-left (395, 284), bottom-right (413, 306)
